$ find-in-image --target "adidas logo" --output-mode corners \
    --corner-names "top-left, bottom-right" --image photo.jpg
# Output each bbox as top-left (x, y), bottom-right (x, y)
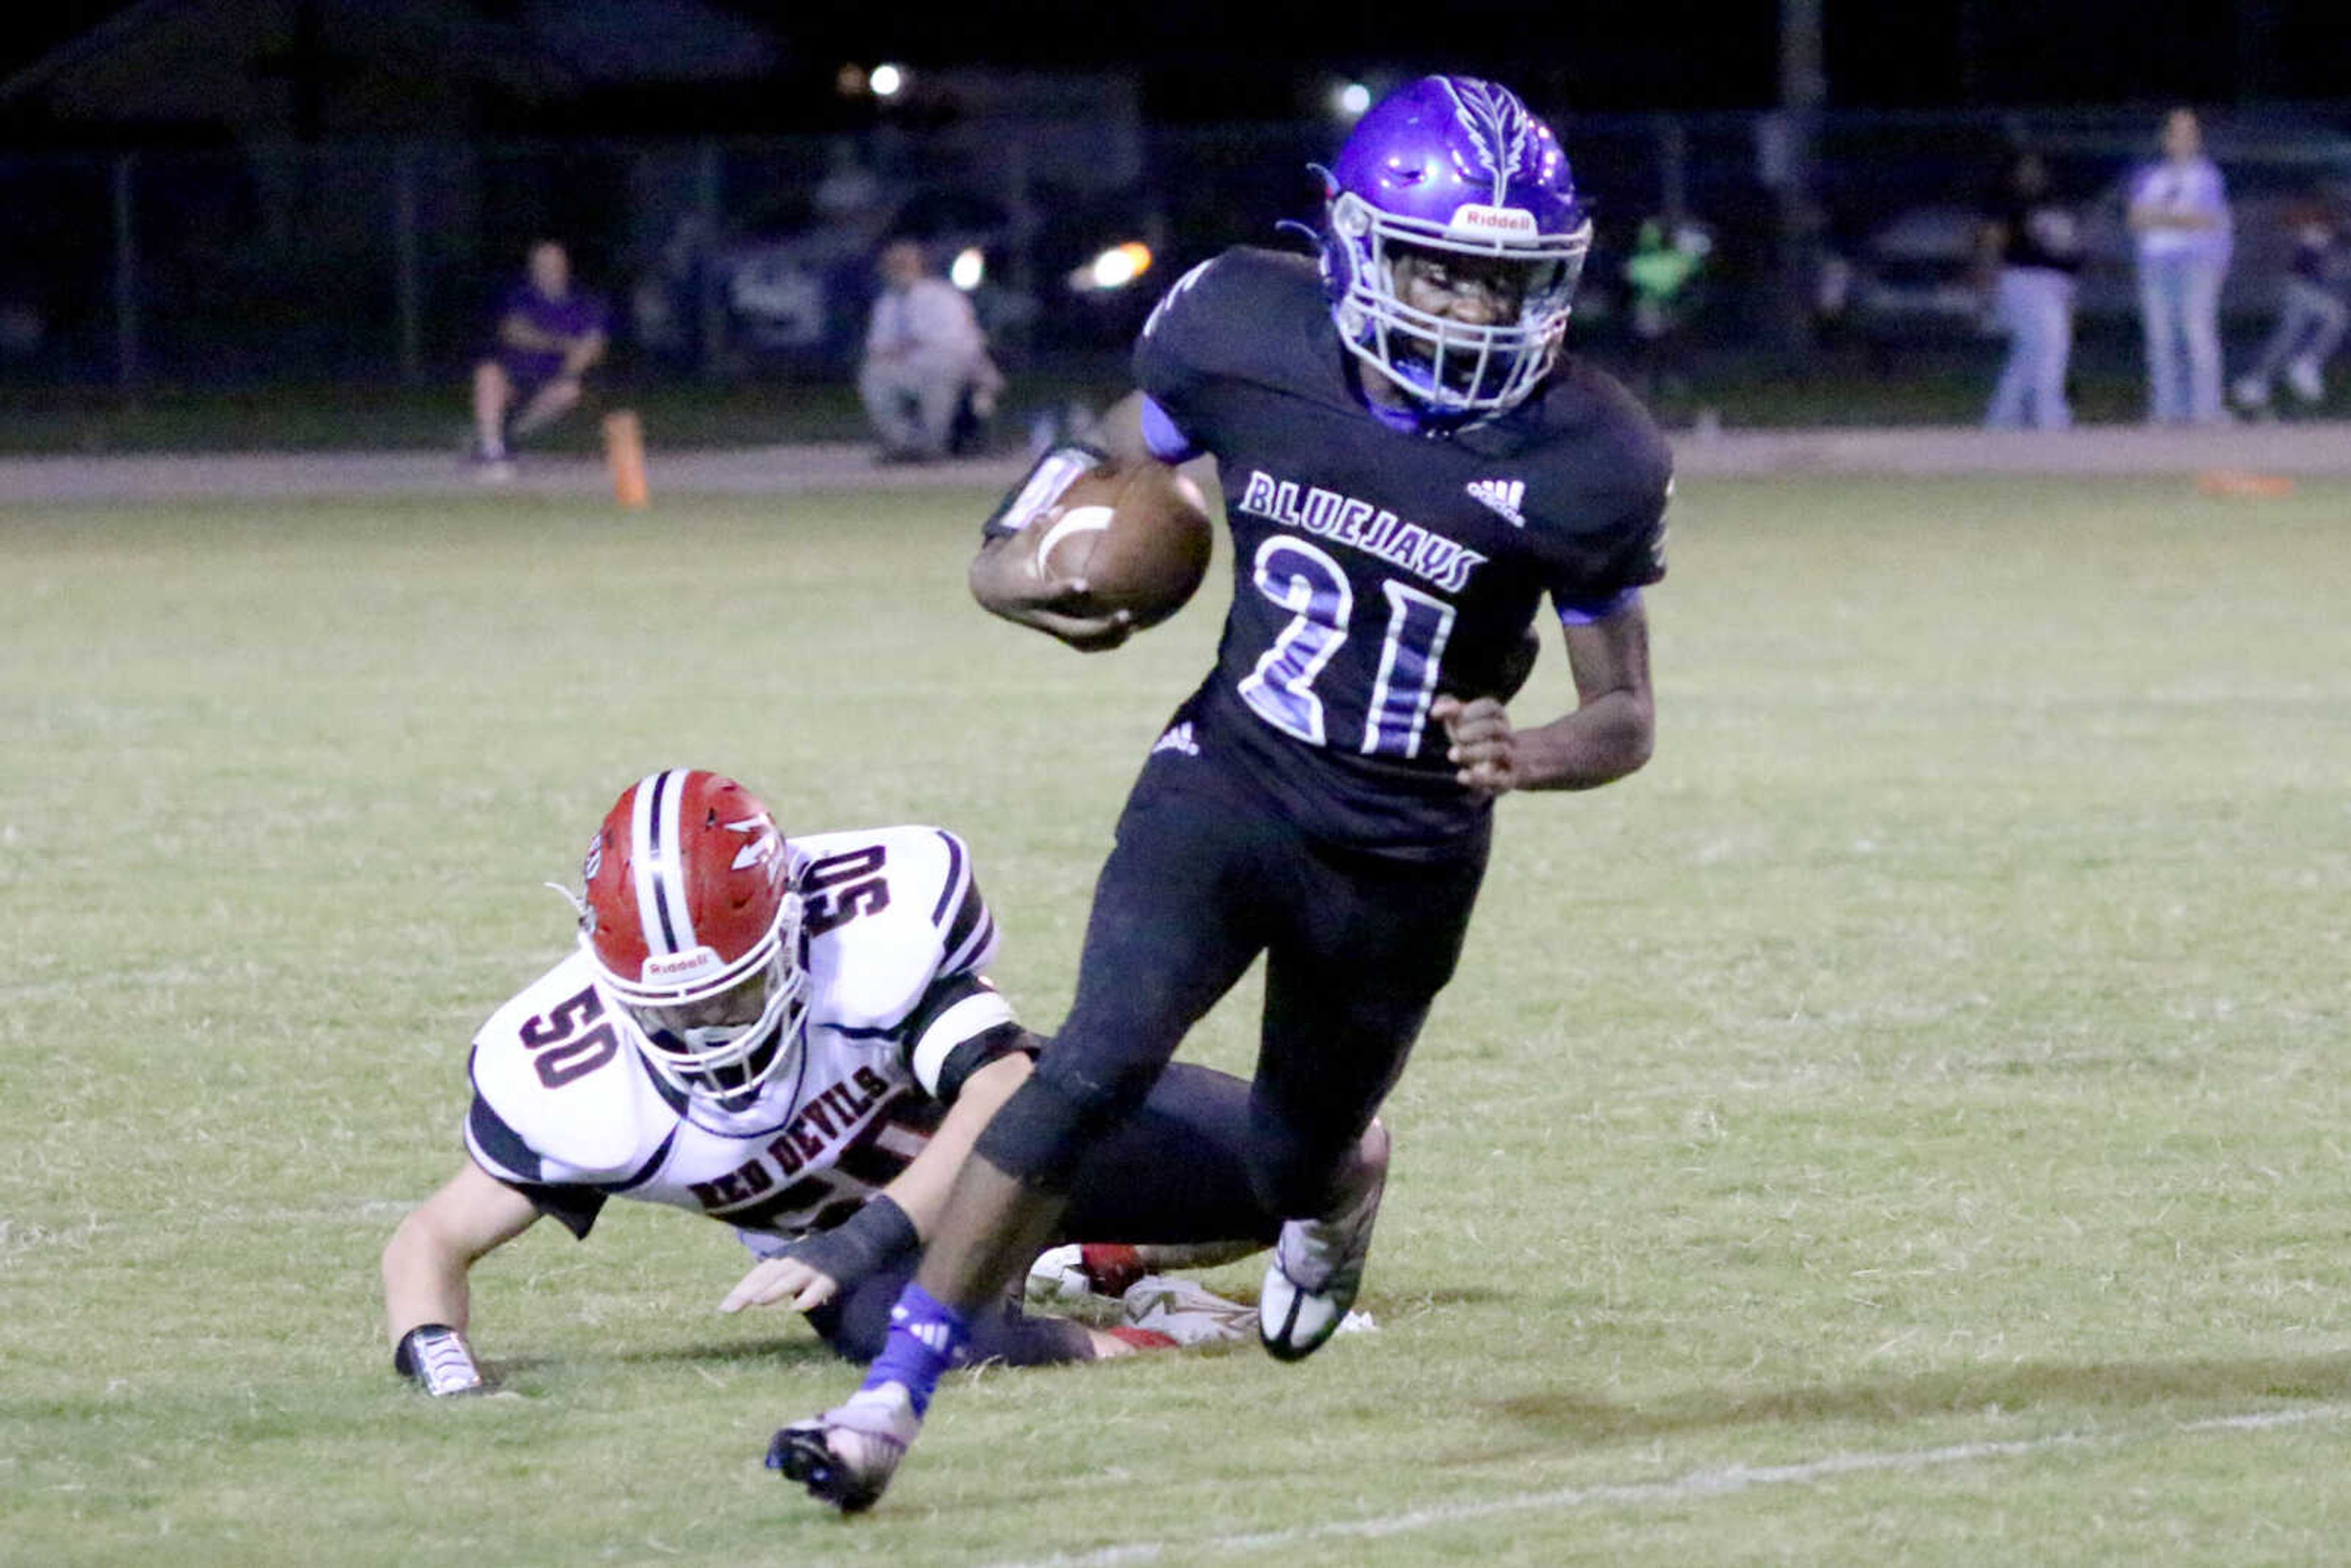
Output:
top-left (1151, 721), bottom-right (1201, 757)
top-left (1465, 478), bottom-right (1528, 527)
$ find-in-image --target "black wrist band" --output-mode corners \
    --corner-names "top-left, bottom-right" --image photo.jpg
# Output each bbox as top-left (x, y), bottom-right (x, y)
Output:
top-left (787, 1195), bottom-right (921, 1288)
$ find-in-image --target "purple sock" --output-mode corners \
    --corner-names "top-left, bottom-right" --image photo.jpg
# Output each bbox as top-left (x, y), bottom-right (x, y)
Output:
top-left (861, 1283), bottom-right (969, 1417)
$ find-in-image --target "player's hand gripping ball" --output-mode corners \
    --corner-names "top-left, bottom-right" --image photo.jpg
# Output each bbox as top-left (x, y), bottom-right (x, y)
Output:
top-left (1026, 465), bottom-right (1213, 629)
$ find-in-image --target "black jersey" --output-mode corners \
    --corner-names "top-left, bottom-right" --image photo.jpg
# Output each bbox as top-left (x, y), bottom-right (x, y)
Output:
top-left (1132, 247), bottom-right (1671, 850)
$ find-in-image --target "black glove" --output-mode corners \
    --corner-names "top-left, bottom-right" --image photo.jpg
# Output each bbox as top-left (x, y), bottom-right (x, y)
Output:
top-left (394, 1324), bottom-right (486, 1397)
top-left (780, 1196), bottom-right (921, 1292)
top-left (980, 442), bottom-right (1108, 543)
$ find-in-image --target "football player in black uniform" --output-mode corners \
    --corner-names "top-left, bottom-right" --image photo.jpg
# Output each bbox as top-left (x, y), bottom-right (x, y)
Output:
top-left (775, 74), bottom-right (1671, 1513)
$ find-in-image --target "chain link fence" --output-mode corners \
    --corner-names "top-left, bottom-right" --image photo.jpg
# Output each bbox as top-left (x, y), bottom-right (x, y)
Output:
top-left (2, 103), bottom-right (2345, 393)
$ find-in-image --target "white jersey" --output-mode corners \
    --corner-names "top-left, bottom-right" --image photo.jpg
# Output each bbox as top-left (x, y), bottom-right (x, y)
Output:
top-left (464, 825), bottom-right (1015, 1244)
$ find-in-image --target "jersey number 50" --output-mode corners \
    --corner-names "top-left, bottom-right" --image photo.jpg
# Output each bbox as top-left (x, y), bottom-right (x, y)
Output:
top-left (518, 988), bottom-right (622, 1089)
top-left (1237, 537), bottom-right (1455, 757)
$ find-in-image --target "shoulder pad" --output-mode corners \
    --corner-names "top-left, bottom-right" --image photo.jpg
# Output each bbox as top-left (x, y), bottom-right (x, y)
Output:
top-left (794, 825), bottom-right (997, 1036)
top-left (468, 953), bottom-right (675, 1184)
top-left (1136, 247), bottom-right (1324, 394)
top-left (1524, 365), bottom-right (1674, 538)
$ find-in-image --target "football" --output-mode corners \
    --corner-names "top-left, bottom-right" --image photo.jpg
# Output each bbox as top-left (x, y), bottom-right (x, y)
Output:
top-left (1029, 464), bottom-right (1214, 629)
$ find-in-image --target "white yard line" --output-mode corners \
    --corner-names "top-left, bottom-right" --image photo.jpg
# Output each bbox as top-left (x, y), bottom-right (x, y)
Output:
top-left (978, 1403), bottom-right (2351, 1568)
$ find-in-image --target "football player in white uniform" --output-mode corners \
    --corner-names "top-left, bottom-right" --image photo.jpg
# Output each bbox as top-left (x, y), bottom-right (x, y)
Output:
top-left (381, 768), bottom-right (1278, 1396)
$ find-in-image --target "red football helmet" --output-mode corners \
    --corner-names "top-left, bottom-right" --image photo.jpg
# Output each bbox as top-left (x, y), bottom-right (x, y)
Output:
top-left (577, 768), bottom-right (808, 1105)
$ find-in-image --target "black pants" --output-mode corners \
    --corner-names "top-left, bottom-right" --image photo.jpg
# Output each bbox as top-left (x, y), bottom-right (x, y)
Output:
top-left (807, 1060), bottom-right (1277, 1364)
top-left (1028, 748), bottom-right (1488, 1220)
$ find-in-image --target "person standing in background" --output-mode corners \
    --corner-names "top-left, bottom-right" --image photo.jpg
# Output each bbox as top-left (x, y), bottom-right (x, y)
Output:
top-left (1979, 152), bottom-right (2083, 430)
top-left (2128, 108), bottom-right (2232, 426)
top-left (858, 240), bottom-right (1003, 463)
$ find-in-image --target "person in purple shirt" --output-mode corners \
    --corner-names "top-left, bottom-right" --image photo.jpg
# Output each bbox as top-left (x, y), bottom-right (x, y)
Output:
top-left (470, 240), bottom-right (609, 476)
top-left (2128, 108), bottom-right (2232, 426)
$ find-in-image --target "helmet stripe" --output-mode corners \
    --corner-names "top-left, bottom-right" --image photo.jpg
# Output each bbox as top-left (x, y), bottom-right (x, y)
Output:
top-left (631, 768), bottom-right (696, 957)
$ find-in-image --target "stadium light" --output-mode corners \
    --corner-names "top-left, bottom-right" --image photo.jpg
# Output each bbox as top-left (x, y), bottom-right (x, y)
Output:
top-left (869, 62), bottom-right (906, 98)
top-left (950, 247), bottom-right (986, 291)
top-left (835, 63), bottom-right (867, 96)
top-left (1070, 241), bottom-right (1153, 293)
top-left (1333, 81), bottom-right (1372, 119)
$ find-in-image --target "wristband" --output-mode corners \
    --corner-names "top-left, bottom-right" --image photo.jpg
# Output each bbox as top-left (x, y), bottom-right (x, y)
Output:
top-left (981, 443), bottom-right (1108, 543)
top-left (394, 1324), bottom-right (486, 1397)
top-left (783, 1196), bottom-right (921, 1291)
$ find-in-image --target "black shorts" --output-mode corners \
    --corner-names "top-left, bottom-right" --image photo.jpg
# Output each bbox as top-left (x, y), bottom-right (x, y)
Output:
top-left (806, 1060), bottom-right (1275, 1363)
top-left (1033, 738), bottom-right (1489, 1214)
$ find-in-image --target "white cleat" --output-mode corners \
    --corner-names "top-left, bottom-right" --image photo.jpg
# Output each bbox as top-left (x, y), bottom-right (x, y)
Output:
top-left (1120, 1275), bottom-right (1259, 1347)
top-left (2286, 357), bottom-right (2325, 405)
top-left (767, 1382), bottom-right (920, 1514)
top-left (1025, 1244), bottom-right (1093, 1307)
top-left (1259, 1120), bottom-right (1389, 1363)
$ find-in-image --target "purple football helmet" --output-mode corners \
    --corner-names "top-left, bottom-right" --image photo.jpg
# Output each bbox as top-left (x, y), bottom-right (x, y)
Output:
top-left (1318, 76), bottom-right (1591, 419)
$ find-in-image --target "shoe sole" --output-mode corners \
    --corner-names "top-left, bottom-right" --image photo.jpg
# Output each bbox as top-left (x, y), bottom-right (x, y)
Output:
top-left (767, 1426), bottom-right (890, 1514)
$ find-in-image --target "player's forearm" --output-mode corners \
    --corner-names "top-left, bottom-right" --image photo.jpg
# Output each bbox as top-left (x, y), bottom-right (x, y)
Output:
top-left (1092, 391), bottom-right (1166, 473)
top-left (1507, 691), bottom-right (1654, 790)
top-left (885, 1054), bottom-right (1032, 1238)
top-left (498, 317), bottom-right (565, 353)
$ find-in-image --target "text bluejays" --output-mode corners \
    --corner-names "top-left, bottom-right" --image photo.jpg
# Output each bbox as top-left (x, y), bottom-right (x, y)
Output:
top-left (1235, 469), bottom-right (1488, 593)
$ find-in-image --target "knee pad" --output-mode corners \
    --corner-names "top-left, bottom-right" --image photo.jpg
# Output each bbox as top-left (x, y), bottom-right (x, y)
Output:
top-left (972, 1054), bottom-right (1153, 1189)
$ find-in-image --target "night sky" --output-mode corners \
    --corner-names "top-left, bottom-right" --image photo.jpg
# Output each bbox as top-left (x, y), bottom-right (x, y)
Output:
top-left (700, 0), bottom-right (2342, 115)
top-left (0, 1), bottom-right (2340, 135)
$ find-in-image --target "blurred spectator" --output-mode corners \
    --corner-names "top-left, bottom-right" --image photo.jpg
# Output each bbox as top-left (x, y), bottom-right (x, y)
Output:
top-left (858, 239), bottom-right (1003, 463)
top-left (2128, 108), bottom-right (2232, 426)
top-left (471, 240), bottom-right (609, 477)
top-left (1978, 152), bottom-right (2082, 430)
top-left (1621, 217), bottom-right (1712, 413)
top-left (814, 140), bottom-right (885, 223)
top-left (2232, 202), bottom-right (2347, 414)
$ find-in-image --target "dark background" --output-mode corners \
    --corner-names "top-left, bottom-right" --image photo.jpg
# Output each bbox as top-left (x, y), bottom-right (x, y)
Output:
top-left (1, 1), bottom-right (2340, 141)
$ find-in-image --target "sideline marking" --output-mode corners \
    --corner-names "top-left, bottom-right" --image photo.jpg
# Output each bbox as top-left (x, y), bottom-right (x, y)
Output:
top-left (979, 1403), bottom-right (2351, 1568)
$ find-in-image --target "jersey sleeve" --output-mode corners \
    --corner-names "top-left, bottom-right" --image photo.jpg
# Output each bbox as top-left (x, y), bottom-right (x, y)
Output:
top-left (1132, 257), bottom-right (1223, 432)
top-left (463, 1081), bottom-right (609, 1239)
top-left (797, 826), bottom-right (1026, 1102)
top-left (892, 830), bottom-right (1022, 1100)
top-left (895, 970), bottom-right (1026, 1103)
top-left (1132, 249), bottom-right (1303, 453)
top-left (1529, 380), bottom-right (1673, 615)
top-left (458, 958), bottom-right (680, 1241)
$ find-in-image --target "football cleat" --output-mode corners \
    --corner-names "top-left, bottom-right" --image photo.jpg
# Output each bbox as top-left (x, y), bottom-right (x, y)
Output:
top-left (1120, 1275), bottom-right (1259, 1348)
top-left (1024, 1244), bottom-right (1093, 1307)
top-left (767, 1383), bottom-right (920, 1514)
top-left (1259, 1121), bottom-right (1390, 1363)
top-left (2286, 356), bottom-right (2325, 405)
top-left (1026, 1242), bottom-right (1148, 1307)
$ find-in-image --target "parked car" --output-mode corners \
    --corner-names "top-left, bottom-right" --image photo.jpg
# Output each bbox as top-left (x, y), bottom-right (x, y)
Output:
top-left (639, 182), bottom-right (1163, 377)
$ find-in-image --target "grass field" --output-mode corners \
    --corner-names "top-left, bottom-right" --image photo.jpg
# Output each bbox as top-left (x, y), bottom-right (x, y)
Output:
top-left (4, 472), bottom-right (2347, 1566)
